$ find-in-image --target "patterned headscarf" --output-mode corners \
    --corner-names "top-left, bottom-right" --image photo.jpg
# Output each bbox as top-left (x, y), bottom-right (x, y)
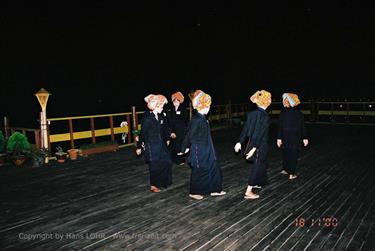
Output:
top-left (282, 93), bottom-right (300, 107)
top-left (250, 90), bottom-right (272, 107)
top-left (171, 92), bottom-right (184, 103)
top-left (144, 94), bottom-right (168, 110)
top-left (189, 90), bottom-right (212, 111)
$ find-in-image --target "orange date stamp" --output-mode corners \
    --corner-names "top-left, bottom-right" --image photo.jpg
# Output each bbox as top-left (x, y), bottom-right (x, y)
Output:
top-left (295, 217), bottom-right (339, 228)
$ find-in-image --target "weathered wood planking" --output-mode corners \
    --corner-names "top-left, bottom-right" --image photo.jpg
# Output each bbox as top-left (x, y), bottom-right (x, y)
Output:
top-left (0, 125), bottom-right (374, 250)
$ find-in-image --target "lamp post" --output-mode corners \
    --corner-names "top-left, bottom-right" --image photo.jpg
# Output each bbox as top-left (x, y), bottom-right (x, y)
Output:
top-left (34, 88), bottom-right (51, 156)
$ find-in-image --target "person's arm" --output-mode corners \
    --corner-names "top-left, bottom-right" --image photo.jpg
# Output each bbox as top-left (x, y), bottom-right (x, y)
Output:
top-left (238, 113), bottom-right (250, 143)
top-left (180, 118), bottom-right (199, 153)
top-left (136, 116), bottom-right (149, 155)
top-left (277, 110), bottom-right (284, 147)
top-left (234, 113), bottom-right (251, 153)
top-left (300, 112), bottom-right (309, 146)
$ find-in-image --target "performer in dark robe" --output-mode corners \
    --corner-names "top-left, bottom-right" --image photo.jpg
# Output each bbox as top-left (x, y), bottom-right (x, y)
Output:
top-left (180, 90), bottom-right (226, 200)
top-left (136, 94), bottom-right (173, 192)
top-left (234, 90), bottom-right (272, 199)
top-left (166, 92), bottom-right (188, 165)
top-left (277, 93), bottom-right (309, 180)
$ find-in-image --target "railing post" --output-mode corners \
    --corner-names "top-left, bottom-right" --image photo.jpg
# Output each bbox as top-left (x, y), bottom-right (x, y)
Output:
top-left (126, 114), bottom-right (132, 144)
top-left (68, 119), bottom-right (74, 149)
top-left (109, 116), bottom-right (115, 141)
top-left (35, 129), bottom-right (41, 149)
top-left (90, 117), bottom-right (96, 144)
top-left (4, 116), bottom-right (10, 139)
top-left (132, 106), bottom-right (138, 143)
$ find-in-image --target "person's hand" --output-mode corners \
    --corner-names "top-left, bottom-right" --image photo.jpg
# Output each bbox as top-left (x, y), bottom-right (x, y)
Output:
top-left (170, 133), bottom-right (177, 139)
top-left (178, 148), bottom-right (190, 155)
top-left (166, 140), bottom-right (170, 146)
top-left (234, 142), bottom-right (241, 153)
top-left (136, 149), bottom-right (142, 156)
top-left (303, 139), bottom-right (309, 147)
top-left (277, 139), bottom-right (282, 148)
top-left (246, 148), bottom-right (256, 159)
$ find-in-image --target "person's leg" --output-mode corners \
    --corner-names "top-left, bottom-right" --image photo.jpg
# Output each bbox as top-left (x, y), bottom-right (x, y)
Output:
top-left (189, 166), bottom-right (210, 198)
top-left (209, 161), bottom-right (225, 195)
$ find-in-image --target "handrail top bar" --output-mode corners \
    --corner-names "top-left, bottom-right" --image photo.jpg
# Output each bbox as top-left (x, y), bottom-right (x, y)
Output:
top-left (48, 112), bottom-right (133, 121)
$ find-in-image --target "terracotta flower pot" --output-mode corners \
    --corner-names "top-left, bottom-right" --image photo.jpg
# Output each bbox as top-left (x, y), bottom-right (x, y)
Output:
top-left (68, 149), bottom-right (78, 160)
top-left (11, 155), bottom-right (27, 166)
top-left (56, 154), bottom-right (66, 163)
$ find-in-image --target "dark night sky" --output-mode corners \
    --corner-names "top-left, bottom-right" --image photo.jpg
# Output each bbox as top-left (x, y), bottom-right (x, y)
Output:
top-left (1, 1), bottom-right (375, 126)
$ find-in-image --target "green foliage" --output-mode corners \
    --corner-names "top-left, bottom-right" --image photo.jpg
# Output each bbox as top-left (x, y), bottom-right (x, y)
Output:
top-left (6, 132), bottom-right (31, 154)
top-left (0, 131), bottom-right (5, 153)
top-left (55, 146), bottom-right (66, 156)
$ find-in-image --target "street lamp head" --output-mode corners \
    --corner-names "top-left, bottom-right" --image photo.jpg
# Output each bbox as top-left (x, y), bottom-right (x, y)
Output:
top-left (34, 88), bottom-right (51, 110)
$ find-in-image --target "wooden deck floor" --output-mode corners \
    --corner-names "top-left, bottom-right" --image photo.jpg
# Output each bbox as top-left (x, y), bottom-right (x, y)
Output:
top-left (1, 125), bottom-right (375, 250)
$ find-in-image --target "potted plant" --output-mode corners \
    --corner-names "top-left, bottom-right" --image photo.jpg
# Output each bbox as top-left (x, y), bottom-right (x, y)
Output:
top-left (6, 132), bottom-right (31, 166)
top-left (30, 147), bottom-right (48, 167)
top-left (67, 148), bottom-right (79, 160)
top-left (55, 146), bottom-right (67, 163)
top-left (0, 131), bottom-right (6, 167)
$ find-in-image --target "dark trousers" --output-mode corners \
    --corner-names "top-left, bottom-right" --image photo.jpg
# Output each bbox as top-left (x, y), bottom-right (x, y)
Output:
top-left (282, 148), bottom-right (299, 175)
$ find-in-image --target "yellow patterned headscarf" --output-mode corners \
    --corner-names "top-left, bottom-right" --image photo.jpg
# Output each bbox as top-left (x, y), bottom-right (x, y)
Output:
top-left (250, 90), bottom-right (272, 107)
top-left (144, 94), bottom-right (168, 110)
top-left (189, 90), bottom-right (212, 111)
top-left (282, 93), bottom-right (300, 107)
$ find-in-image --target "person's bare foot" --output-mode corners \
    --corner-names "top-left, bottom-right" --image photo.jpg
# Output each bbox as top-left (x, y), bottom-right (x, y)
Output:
top-left (244, 191), bottom-right (260, 199)
top-left (289, 174), bottom-right (298, 180)
top-left (189, 194), bottom-right (204, 200)
top-left (150, 186), bottom-right (161, 192)
top-left (280, 170), bottom-right (288, 175)
top-left (210, 191), bottom-right (226, 196)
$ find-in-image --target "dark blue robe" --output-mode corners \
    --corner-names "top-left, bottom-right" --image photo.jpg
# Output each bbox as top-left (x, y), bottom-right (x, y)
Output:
top-left (182, 113), bottom-right (223, 195)
top-left (137, 111), bottom-right (172, 188)
top-left (277, 107), bottom-right (308, 175)
top-left (166, 105), bottom-right (188, 165)
top-left (238, 107), bottom-right (270, 186)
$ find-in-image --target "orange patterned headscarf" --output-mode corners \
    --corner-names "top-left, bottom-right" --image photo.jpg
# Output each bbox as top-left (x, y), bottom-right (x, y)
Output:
top-left (250, 90), bottom-right (272, 107)
top-left (189, 90), bottom-right (212, 111)
top-left (144, 94), bottom-right (168, 110)
top-left (282, 93), bottom-right (300, 107)
top-left (171, 92), bottom-right (184, 103)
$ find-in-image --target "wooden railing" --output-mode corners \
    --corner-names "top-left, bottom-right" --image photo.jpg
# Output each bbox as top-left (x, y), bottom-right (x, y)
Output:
top-left (4, 101), bottom-right (374, 153)
top-left (46, 111), bottom-right (143, 150)
top-left (9, 127), bottom-right (41, 149)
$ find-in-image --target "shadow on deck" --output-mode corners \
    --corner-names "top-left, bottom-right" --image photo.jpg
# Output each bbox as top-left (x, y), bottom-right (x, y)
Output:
top-left (1, 125), bottom-right (375, 250)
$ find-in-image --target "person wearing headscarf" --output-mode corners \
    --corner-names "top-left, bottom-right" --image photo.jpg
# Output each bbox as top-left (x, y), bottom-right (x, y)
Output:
top-left (234, 90), bottom-right (272, 199)
top-left (277, 93), bottom-right (309, 180)
top-left (136, 94), bottom-right (173, 192)
top-left (166, 92), bottom-right (188, 165)
top-left (180, 90), bottom-right (226, 200)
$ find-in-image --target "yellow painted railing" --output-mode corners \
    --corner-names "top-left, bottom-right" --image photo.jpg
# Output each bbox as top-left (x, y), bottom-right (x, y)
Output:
top-left (45, 101), bottom-right (375, 151)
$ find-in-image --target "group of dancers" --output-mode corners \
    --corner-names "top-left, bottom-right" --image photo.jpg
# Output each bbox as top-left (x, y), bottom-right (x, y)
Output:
top-left (136, 90), bottom-right (308, 200)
